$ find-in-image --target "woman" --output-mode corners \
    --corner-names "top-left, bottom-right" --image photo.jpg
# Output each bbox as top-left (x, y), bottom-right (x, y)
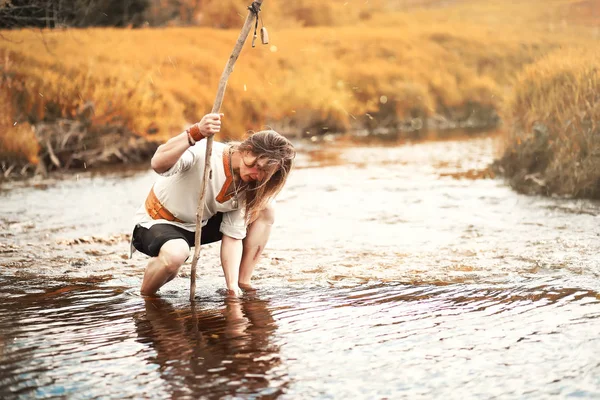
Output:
top-left (131, 113), bottom-right (296, 296)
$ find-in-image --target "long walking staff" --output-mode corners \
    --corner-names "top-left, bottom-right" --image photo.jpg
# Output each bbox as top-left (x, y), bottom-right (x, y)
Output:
top-left (190, 0), bottom-right (266, 301)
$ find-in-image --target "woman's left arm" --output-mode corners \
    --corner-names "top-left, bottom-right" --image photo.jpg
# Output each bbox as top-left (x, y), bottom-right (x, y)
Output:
top-left (220, 235), bottom-right (243, 296)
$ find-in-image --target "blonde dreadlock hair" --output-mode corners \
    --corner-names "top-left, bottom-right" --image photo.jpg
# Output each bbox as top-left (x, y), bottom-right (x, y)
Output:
top-left (230, 130), bottom-right (296, 223)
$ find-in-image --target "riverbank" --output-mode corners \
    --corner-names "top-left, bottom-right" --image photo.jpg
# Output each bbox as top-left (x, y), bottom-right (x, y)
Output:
top-left (0, 102), bottom-right (160, 180)
top-left (493, 49), bottom-right (600, 199)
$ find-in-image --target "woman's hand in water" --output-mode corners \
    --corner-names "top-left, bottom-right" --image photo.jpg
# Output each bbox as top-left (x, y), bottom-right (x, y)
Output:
top-left (226, 287), bottom-right (243, 297)
top-left (238, 282), bottom-right (257, 293)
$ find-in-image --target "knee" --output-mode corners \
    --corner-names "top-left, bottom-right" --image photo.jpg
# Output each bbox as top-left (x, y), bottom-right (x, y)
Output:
top-left (158, 239), bottom-right (189, 276)
top-left (257, 204), bottom-right (275, 225)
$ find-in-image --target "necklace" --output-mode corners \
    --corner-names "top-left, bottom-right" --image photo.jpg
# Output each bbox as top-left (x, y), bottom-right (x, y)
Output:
top-left (228, 147), bottom-right (239, 209)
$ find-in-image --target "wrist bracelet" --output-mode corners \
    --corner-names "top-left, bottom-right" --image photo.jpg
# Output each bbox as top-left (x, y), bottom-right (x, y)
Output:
top-left (187, 124), bottom-right (203, 141)
top-left (187, 130), bottom-right (196, 146)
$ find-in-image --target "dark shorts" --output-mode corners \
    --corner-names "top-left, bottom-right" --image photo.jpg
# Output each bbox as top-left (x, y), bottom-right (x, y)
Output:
top-left (132, 212), bottom-right (224, 257)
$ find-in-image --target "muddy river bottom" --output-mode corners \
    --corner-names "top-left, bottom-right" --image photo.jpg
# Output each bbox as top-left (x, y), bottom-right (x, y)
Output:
top-left (1, 134), bottom-right (600, 399)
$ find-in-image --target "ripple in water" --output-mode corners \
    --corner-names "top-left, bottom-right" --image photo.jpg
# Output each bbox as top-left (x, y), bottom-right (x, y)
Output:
top-left (273, 283), bottom-right (600, 399)
top-left (1, 276), bottom-right (599, 399)
top-left (0, 276), bottom-right (284, 399)
top-left (2, 135), bottom-right (600, 398)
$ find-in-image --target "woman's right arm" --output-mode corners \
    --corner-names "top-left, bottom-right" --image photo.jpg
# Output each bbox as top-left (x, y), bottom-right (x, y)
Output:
top-left (151, 113), bottom-right (223, 174)
top-left (150, 131), bottom-right (194, 174)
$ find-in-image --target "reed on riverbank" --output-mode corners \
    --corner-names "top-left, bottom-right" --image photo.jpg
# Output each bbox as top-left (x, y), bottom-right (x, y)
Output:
top-left (0, 84), bottom-right (38, 169)
top-left (494, 49), bottom-right (600, 198)
top-left (0, 0), bottom-right (596, 177)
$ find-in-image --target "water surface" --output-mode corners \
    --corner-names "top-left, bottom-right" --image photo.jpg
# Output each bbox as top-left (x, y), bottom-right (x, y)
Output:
top-left (1, 134), bottom-right (599, 398)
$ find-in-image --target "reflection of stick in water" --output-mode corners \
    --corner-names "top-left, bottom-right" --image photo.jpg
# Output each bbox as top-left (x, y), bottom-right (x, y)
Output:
top-left (135, 296), bottom-right (284, 398)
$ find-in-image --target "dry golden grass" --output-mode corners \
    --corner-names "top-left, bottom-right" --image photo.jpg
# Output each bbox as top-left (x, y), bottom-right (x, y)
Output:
top-left (0, 83), bottom-right (38, 165)
top-left (498, 48), bottom-right (600, 197)
top-left (0, 0), bottom-right (597, 167)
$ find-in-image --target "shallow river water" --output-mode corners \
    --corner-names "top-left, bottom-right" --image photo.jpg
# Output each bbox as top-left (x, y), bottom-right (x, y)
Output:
top-left (1, 134), bottom-right (600, 399)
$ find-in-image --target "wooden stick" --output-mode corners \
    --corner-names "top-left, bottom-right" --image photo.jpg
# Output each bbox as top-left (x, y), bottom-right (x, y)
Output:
top-left (190, 0), bottom-right (264, 301)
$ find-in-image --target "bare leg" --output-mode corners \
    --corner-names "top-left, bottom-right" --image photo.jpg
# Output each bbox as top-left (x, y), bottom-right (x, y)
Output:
top-left (141, 238), bottom-right (190, 296)
top-left (238, 205), bottom-right (275, 289)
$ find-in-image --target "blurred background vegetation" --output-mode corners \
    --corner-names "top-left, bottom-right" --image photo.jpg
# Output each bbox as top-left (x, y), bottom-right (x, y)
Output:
top-left (0, 0), bottom-right (598, 197)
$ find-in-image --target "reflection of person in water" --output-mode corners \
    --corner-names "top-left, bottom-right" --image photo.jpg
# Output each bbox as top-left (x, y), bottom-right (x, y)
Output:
top-left (135, 296), bottom-right (284, 398)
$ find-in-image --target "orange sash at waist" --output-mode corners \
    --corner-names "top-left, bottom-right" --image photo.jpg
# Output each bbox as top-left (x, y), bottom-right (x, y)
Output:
top-left (145, 187), bottom-right (185, 223)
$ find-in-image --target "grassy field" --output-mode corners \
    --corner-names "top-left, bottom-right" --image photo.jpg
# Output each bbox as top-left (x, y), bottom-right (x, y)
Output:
top-left (0, 0), bottom-right (597, 175)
